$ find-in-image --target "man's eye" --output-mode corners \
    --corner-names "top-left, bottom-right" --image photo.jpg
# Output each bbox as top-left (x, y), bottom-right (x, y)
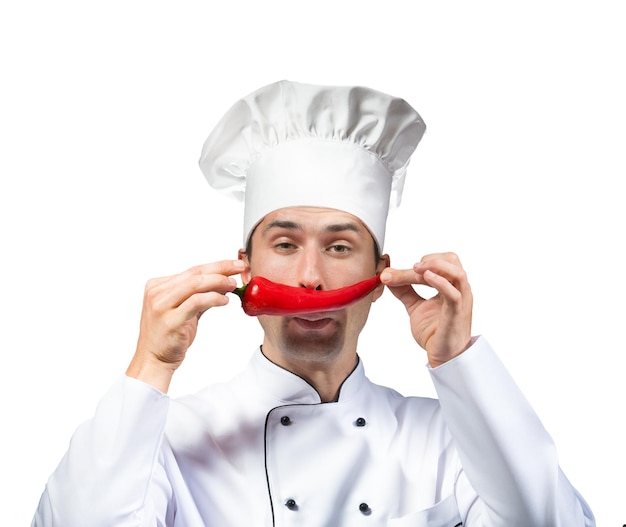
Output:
top-left (275, 242), bottom-right (296, 250)
top-left (329, 245), bottom-right (350, 254)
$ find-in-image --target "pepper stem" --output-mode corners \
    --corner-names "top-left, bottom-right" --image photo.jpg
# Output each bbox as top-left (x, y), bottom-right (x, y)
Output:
top-left (231, 284), bottom-right (247, 301)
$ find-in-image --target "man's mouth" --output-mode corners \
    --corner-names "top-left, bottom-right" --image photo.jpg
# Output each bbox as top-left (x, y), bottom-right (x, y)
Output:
top-left (292, 315), bottom-right (334, 330)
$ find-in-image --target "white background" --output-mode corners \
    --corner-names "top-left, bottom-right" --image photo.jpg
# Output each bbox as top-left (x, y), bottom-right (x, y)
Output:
top-left (2, 1), bottom-right (624, 524)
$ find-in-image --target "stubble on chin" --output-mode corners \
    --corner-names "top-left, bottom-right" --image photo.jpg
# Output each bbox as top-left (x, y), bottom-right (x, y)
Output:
top-left (279, 320), bottom-right (346, 363)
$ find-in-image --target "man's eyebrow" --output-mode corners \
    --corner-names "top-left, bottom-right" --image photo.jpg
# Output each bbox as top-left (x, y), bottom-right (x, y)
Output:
top-left (324, 222), bottom-right (363, 234)
top-left (262, 220), bottom-right (303, 234)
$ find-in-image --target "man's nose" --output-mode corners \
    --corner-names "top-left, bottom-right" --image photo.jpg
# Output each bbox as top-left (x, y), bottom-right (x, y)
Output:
top-left (297, 248), bottom-right (324, 290)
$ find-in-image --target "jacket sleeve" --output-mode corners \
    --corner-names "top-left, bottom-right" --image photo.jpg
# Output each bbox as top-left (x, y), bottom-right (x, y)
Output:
top-left (428, 336), bottom-right (595, 527)
top-left (31, 376), bottom-right (173, 527)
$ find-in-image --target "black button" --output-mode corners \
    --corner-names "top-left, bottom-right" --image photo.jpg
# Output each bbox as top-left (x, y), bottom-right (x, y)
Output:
top-left (355, 417), bottom-right (367, 427)
top-left (359, 502), bottom-right (371, 515)
top-left (281, 416), bottom-right (291, 426)
top-left (285, 498), bottom-right (298, 511)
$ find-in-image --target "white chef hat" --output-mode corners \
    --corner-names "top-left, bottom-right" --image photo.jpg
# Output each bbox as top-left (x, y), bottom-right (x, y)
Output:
top-left (199, 80), bottom-right (426, 250)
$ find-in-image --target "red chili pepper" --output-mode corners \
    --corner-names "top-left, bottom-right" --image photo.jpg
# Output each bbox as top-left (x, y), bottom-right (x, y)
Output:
top-left (231, 275), bottom-right (381, 316)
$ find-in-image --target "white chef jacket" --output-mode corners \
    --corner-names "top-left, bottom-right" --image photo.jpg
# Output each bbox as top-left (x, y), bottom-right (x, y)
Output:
top-left (32, 337), bottom-right (595, 526)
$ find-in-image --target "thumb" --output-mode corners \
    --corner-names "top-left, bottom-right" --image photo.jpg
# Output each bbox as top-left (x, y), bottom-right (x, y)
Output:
top-left (381, 269), bottom-right (424, 313)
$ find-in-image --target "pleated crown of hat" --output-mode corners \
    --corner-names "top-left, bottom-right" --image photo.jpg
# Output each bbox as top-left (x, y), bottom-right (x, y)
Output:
top-left (199, 80), bottom-right (426, 250)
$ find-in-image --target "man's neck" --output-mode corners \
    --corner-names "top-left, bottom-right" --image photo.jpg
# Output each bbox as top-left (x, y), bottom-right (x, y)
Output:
top-left (261, 344), bottom-right (358, 402)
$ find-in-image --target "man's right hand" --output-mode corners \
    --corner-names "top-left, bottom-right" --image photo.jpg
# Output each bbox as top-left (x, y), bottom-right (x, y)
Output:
top-left (125, 259), bottom-right (248, 393)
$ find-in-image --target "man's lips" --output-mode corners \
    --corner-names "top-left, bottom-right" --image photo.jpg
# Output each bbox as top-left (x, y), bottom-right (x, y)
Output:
top-left (291, 314), bottom-right (335, 330)
top-left (293, 312), bottom-right (335, 321)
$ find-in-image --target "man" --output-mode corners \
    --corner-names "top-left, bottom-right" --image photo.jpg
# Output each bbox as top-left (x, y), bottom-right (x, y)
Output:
top-left (32, 80), bottom-right (595, 526)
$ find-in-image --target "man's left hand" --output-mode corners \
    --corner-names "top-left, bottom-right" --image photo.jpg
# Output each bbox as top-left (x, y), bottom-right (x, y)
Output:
top-left (380, 252), bottom-right (473, 367)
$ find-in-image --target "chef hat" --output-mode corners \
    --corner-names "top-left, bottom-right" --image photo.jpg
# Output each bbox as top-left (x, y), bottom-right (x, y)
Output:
top-left (199, 80), bottom-right (426, 250)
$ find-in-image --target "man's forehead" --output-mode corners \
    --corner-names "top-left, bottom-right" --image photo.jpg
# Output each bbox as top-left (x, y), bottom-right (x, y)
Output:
top-left (259, 207), bottom-right (367, 233)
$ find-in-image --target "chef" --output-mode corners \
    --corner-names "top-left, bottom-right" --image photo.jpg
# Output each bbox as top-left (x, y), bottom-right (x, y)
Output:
top-left (32, 80), bottom-right (595, 526)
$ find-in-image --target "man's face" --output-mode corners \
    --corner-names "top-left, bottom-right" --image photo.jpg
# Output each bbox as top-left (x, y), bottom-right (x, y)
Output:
top-left (241, 207), bottom-right (387, 364)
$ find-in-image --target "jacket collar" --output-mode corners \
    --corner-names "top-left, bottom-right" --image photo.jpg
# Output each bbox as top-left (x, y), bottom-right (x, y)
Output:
top-left (248, 347), bottom-right (365, 405)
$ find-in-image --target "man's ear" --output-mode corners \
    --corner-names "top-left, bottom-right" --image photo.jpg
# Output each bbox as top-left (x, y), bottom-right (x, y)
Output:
top-left (373, 253), bottom-right (391, 302)
top-left (377, 253), bottom-right (390, 274)
top-left (237, 248), bottom-right (252, 284)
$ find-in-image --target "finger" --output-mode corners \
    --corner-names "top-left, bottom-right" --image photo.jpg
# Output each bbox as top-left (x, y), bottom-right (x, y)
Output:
top-left (422, 269), bottom-right (462, 307)
top-left (169, 260), bottom-right (250, 319)
top-left (380, 268), bottom-right (431, 310)
top-left (158, 274), bottom-right (236, 314)
top-left (148, 260), bottom-right (249, 287)
top-left (385, 283), bottom-right (425, 313)
top-left (380, 267), bottom-right (428, 288)
top-left (179, 290), bottom-right (232, 323)
top-left (145, 260), bottom-right (247, 312)
top-left (419, 251), bottom-right (463, 266)
top-left (189, 259), bottom-right (249, 277)
top-left (414, 258), bottom-right (470, 294)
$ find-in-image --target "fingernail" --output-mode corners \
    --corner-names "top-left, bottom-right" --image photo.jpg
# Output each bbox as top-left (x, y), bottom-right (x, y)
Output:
top-left (380, 270), bottom-right (391, 282)
top-left (233, 260), bottom-right (246, 270)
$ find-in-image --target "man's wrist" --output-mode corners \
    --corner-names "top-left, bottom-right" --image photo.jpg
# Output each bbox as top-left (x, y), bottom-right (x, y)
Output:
top-left (126, 354), bottom-right (176, 394)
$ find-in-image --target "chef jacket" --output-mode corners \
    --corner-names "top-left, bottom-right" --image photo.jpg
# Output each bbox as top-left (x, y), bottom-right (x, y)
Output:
top-left (32, 336), bottom-right (595, 526)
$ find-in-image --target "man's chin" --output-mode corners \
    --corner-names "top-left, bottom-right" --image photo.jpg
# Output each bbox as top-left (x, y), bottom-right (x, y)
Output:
top-left (282, 321), bottom-right (345, 358)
